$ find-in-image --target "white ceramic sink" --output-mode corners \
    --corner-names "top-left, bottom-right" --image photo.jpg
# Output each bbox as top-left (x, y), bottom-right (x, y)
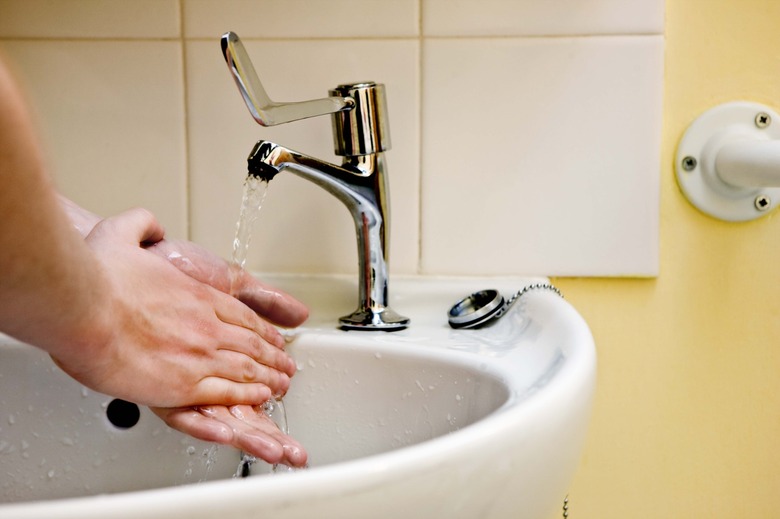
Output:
top-left (0, 276), bottom-right (595, 519)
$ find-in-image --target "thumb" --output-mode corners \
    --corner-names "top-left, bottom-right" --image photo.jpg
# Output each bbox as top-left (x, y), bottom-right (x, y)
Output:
top-left (88, 208), bottom-right (165, 246)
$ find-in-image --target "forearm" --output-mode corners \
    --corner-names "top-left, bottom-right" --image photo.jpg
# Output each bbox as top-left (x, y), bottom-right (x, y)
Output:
top-left (0, 56), bottom-right (111, 355)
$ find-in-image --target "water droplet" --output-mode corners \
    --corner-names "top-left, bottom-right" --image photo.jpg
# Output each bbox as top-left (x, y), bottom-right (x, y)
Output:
top-left (374, 352), bottom-right (383, 359)
top-left (186, 446), bottom-right (196, 455)
top-left (263, 398), bottom-right (277, 416)
top-left (7, 414), bottom-right (15, 425)
top-left (47, 470), bottom-right (55, 479)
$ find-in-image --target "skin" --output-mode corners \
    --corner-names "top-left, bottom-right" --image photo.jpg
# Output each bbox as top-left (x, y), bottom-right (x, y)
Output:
top-left (61, 196), bottom-right (309, 467)
top-left (1, 56), bottom-right (308, 467)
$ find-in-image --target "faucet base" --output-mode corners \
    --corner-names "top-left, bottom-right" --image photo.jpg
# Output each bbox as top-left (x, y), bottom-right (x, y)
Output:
top-left (339, 308), bottom-right (410, 332)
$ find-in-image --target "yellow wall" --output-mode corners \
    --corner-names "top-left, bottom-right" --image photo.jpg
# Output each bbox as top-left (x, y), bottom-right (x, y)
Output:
top-left (556, 1), bottom-right (780, 517)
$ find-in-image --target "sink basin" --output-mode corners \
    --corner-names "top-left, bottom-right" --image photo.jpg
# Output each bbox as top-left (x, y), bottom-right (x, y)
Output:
top-left (0, 276), bottom-right (595, 519)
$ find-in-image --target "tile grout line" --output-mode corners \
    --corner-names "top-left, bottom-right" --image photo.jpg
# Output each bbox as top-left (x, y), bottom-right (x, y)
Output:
top-left (178, 0), bottom-right (193, 241)
top-left (416, 0), bottom-right (425, 275)
top-left (0, 32), bottom-right (664, 44)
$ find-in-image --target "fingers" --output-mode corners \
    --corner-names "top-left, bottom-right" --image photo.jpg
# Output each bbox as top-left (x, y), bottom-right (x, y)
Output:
top-left (214, 319), bottom-right (295, 375)
top-left (235, 274), bottom-right (309, 328)
top-left (151, 407), bottom-right (233, 444)
top-left (224, 405), bottom-right (307, 467)
top-left (151, 405), bottom-right (308, 468)
top-left (146, 238), bottom-right (310, 329)
top-left (209, 290), bottom-right (297, 392)
top-left (204, 355), bottom-right (291, 398)
top-left (191, 377), bottom-right (273, 407)
top-left (213, 293), bottom-right (286, 349)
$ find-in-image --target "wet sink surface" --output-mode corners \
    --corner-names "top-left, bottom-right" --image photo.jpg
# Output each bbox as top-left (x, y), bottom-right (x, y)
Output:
top-left (0, 334), bottom-right (510, 501)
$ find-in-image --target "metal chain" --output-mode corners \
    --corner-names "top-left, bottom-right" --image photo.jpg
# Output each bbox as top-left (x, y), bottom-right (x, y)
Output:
top-left (492, 283), bottom-right (563, 321)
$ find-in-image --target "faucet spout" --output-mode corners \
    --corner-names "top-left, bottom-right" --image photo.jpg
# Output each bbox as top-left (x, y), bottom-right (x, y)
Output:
top-left (248, 141), bottom-right (410, 331)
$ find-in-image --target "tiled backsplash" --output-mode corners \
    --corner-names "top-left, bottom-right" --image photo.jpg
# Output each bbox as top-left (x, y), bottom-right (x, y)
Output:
top-left (0, 0), bottom-right (663, 277)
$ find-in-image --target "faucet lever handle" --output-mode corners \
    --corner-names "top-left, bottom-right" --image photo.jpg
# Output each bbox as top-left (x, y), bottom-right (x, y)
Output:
top-left (221, 32), bottom-right (353, 127)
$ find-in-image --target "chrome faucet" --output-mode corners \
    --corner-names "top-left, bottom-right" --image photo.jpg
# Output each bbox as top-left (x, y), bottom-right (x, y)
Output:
top-left (221, 32), bottom-right (409, 331)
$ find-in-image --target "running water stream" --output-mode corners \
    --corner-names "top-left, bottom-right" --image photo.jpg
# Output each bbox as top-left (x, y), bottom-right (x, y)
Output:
top-left (230, 175), bottom-right (293, 476)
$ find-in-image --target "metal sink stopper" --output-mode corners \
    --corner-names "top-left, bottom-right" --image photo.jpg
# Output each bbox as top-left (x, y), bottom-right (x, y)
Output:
top-left (448, 284), bottom-right (563, 329)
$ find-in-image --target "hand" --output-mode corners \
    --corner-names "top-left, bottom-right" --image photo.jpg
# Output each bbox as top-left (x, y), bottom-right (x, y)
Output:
top-left (145, 239), bottom-right (309, 328)
top-left (145, 240), bottom-right (310, 466)
top-left (57, 197), bottom-right (311, 460)
top-left (49, 208), bottom-right (296, 409)
top-left (151, 404), bottom-right (308, 468)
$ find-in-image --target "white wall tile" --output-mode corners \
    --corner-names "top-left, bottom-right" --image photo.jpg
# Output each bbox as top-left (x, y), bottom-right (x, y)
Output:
top-left (0, 2), bottom-right (664, 278)
top-left (421, 36), bottom-right (663, 276)
top-left (0, 41), bottom-right (188, 237)
top-left (183, 0), bottom-right (419, 39)
top-left (0, 0), bottom-right (180, 38)
top-left (423, 0), bottom-right (664, 36)
top-left (186, 38), bottom-right (420, 273)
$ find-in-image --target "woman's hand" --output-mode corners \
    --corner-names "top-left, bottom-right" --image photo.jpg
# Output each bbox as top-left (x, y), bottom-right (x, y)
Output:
top-left (49, 208), bottom-right (296, 409)
top-left (56, 197), bottom-right (310, 464)
top-left (146, 239), bottom-right (309, 328)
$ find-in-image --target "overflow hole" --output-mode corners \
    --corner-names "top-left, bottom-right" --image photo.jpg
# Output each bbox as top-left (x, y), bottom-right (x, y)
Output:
top-left (106, 399), bottom-right (140, 429)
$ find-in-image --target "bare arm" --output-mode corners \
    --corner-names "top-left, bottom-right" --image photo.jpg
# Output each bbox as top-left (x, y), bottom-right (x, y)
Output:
top-left (0, 58), bottom-right (109, 357)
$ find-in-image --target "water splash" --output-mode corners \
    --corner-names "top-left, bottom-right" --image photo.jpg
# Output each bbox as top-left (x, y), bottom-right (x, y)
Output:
top-left (229, 175), bottom-right (269, 295)
top-left (233, 397), bottom-right (292, 477)
top-left (228, 175), bottom-right (306, 476)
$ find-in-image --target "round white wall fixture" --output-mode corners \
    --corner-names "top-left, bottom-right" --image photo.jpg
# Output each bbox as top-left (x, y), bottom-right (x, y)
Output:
top-left (676, 101), bottom-right (780, 222)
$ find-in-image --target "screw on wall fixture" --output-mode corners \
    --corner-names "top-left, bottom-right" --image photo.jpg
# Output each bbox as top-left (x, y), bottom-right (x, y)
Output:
top-left (675, 102), bottom-right (780, 221)
top-left (755, 195), bottom-right (772, 211)
top-left (562, 495), bottom-right (569, 518)
top-left (755, 112), bottom-right (772, 129)
top-left (681, 156), bottom-right (697, 171)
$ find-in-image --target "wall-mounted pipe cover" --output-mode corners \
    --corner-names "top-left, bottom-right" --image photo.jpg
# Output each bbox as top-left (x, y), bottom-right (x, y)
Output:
top-left (676, 101), bottom-right (780, 222)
